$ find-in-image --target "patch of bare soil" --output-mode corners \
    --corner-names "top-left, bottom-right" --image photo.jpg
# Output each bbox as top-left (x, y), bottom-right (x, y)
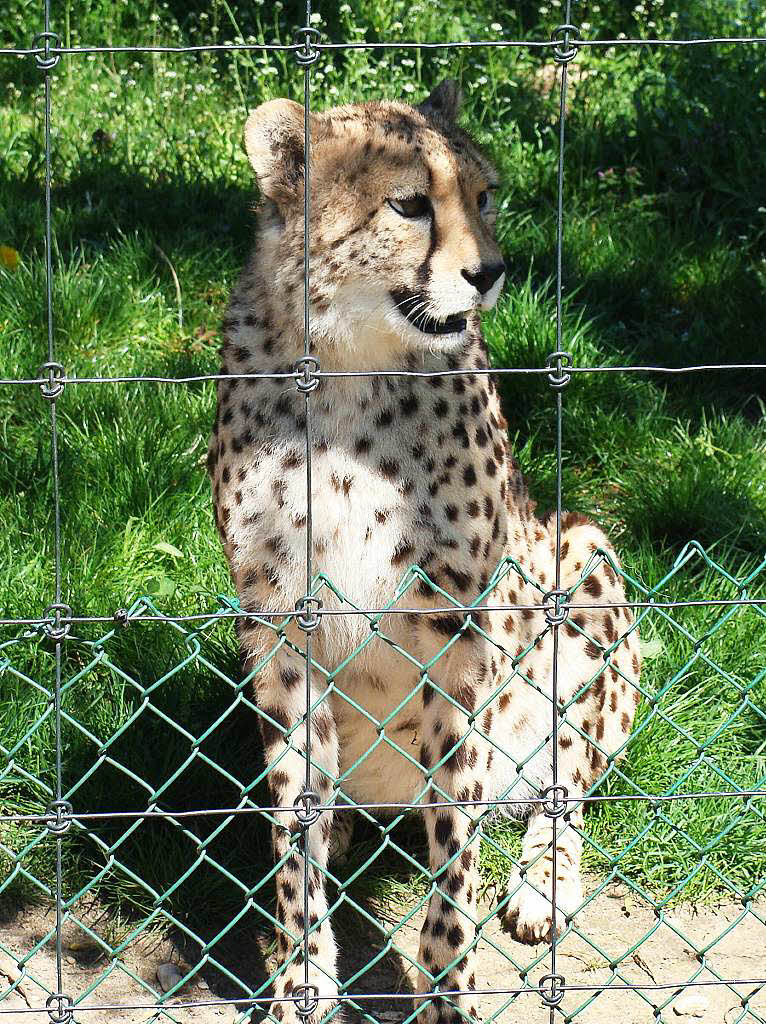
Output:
top-left (1, 882), bottom-right (764, 1023)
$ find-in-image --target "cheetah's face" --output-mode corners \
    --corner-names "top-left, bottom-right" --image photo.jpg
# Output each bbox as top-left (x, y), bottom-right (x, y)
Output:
top-left (244, 81), bottom-right (505, 351)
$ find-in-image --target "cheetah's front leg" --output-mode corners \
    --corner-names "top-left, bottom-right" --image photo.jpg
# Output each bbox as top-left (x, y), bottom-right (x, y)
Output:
top-left (499, 803), bottom-right (584, 944)
top-left (415, 653), bottom-right (488, 1024)
top-left (247, 641), bottom-right (340, 1024)
top-left (499, 515), bottom-right (641, 944)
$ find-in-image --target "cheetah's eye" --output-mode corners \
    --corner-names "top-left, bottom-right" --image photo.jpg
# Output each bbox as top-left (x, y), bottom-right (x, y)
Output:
top-left (387, 195), bottom-right (431, 219)
top-left (478, 190), bottom-right (494, 213)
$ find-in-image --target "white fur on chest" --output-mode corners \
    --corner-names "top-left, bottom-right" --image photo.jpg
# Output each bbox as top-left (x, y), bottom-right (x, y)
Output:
top-left (230, 443), bottom-right (412, 629)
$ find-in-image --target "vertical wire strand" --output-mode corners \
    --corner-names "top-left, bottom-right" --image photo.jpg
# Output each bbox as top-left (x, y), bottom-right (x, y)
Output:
top-left (301, 0), bottom-right (314, 1004)
top-left (42, 0), bottom-right (66, 1007)
top-left (550, 8), bottom-right (573, 1018)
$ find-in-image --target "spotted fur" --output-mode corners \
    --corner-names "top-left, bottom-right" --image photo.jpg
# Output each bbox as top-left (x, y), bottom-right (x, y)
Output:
top-left (208, 80), bottom-right (641, 1024)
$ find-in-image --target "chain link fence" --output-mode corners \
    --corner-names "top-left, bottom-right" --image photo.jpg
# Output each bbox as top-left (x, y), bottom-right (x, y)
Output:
top-left (1, 2), bottom-right (766, 1022)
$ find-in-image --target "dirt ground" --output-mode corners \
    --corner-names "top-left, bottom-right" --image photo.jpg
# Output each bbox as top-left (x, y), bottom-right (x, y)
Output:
top-left (1, 881), bottom-right (764, 1023)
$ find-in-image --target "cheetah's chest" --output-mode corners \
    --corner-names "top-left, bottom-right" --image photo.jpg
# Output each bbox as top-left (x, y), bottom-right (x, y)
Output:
top-left (262, 447), bottom-right (427, 611)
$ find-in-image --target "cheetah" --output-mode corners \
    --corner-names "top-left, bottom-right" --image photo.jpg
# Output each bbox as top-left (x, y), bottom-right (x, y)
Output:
top-left (208, 80), bottom-right (641, 1024)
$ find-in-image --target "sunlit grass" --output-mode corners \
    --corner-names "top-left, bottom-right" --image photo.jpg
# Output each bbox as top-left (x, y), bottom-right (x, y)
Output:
top-left (0, 0), bottom-right (765, 933)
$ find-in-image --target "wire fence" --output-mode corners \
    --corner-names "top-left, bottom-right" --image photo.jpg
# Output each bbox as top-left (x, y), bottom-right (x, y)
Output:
top-left (1, 2), bottom-right (766, 1023)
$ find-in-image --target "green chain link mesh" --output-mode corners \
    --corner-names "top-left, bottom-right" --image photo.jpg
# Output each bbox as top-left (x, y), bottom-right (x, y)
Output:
top-left (2, 541), bottom-right (765, 1022)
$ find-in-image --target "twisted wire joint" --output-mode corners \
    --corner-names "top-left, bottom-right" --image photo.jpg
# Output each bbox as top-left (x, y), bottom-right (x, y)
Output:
top-left (32, 32), bottom-right (61, 70)
top-left (552, 23), bottom-right (580, 63)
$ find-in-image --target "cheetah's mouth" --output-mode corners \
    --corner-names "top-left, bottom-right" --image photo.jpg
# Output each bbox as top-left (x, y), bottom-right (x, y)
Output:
top-left (390, 289), bottom-right (468, 336)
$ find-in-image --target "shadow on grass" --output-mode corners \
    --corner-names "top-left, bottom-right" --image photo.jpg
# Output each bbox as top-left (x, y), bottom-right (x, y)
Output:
top-left (497, 40), bottom-right (766, 414)
top-left (0, 625), bottom-right (424, 1007)
top-left (2, 158), bottom-right (254, 262)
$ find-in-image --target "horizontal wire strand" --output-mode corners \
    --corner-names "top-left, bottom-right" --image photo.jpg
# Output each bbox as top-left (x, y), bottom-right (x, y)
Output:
top-left (2, 363), bottom-right (766, 387)
top-left (1, 974), bottom-right (766, 1015)
top-left (2, 787), bottom-right (765, 827)
top-left (1, 596), bottom-right (765, 629)
top-left (4, 35), bottom-right (766, 59)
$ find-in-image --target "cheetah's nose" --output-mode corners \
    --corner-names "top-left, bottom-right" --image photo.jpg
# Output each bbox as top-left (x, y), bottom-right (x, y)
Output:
top-left (461, 262), bottom-right (506, 296)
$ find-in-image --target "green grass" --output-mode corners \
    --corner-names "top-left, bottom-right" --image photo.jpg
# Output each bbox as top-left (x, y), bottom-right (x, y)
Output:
top-left (1, 0), bottom-right (766, 983)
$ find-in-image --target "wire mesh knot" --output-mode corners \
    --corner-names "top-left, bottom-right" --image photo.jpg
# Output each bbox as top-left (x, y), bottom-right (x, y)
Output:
top-left (294, 790), bottom-right (321, 827)
top-left (293, 984), bottom-right (319, 1018)
top-left (551, 24), bottom-right (580, 63)
top-left (113, 607), bottom-right (130, 627)
top-left (293, 27), bottom-right (321, 67)
top-left (32, 32), bottom-right (61, 70)
top-left (546, 350), bottom-right (573, 389)
top-left (41, 603), bottom-right (72, 640)
top-left (39, 362), bottom-right (65, 400)
top-left (541, 784), bottom-right (569, 818)
top-left (543, 587), bottom-right (569, 626)
top-left (294, 355), bottom-right (320, 394)
top-left (45, 799), bottom-right (73, 835)
top-left (45, 993), bottom-right (73, 1024)
top-left (538, 973), bottom-right (565, 1007)
top-left (295, 596), bottom-right (322, 632)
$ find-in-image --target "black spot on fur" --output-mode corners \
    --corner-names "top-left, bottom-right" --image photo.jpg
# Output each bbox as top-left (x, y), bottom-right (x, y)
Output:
top-left (434, 814), bottom-right (453, 846)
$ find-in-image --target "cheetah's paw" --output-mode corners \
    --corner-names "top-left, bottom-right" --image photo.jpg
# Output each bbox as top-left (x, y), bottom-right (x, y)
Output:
top-left (498, 868), bottom-right (582, 945)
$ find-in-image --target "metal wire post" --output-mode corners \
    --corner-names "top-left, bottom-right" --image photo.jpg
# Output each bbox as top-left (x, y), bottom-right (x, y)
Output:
top-left (546, 9), bottom-right (576, 1019)
top-left (37, 1), bottom-right (71, 1021)
top-left (300, 1), bottom-right (317, 1013)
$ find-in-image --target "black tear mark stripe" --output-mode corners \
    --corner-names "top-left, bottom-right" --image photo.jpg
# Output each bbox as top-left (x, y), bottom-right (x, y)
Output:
top-left (416, 207), bottom-right (439, 287)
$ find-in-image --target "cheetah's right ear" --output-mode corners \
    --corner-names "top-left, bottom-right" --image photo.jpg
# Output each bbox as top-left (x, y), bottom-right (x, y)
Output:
top-left (244, 99), bottom-right (309, 202)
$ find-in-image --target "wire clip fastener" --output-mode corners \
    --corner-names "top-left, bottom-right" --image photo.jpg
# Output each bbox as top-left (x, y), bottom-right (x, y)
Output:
top-left (295, 596), bottom-right (322, 633)
top-left (113, 607), bottom-right (130, 627)
top-left (543, 588), bottom-right (569, 626)
top-left (551, 24), bottom-right (580, 63)
top-left (545, 350), bottom-right (573, 389)
top-left (41, 603), bottom-right (72, 641)
top-left (45, 800), bottom-right (73, 835)
top-left (293, 27), bottom-right (321, 67)
top-left (294, 356), bottom-right (320, 394)
top-left (32, 32), bottom-right (61, 71)
top-left (538, 973), bottom-right (565, 1007)
top-left (46, 993), bottom-right (73, 1024)
top-left (294, 790), bottom-right (321, 827)
top-left (293, 984), bottom-right (319, 1018)
top-left (541, 784), bottom-right (569, 819)
top-left (39, 362), bottom-right (65, 400)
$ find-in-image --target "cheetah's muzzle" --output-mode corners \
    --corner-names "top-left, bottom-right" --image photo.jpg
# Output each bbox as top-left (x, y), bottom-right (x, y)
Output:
top-left (390, 287), bottom-right (468, 335)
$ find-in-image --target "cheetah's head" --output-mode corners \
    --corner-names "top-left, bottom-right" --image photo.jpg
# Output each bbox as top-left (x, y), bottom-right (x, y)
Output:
top-left (244, 81), bottom-right (505, 359)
